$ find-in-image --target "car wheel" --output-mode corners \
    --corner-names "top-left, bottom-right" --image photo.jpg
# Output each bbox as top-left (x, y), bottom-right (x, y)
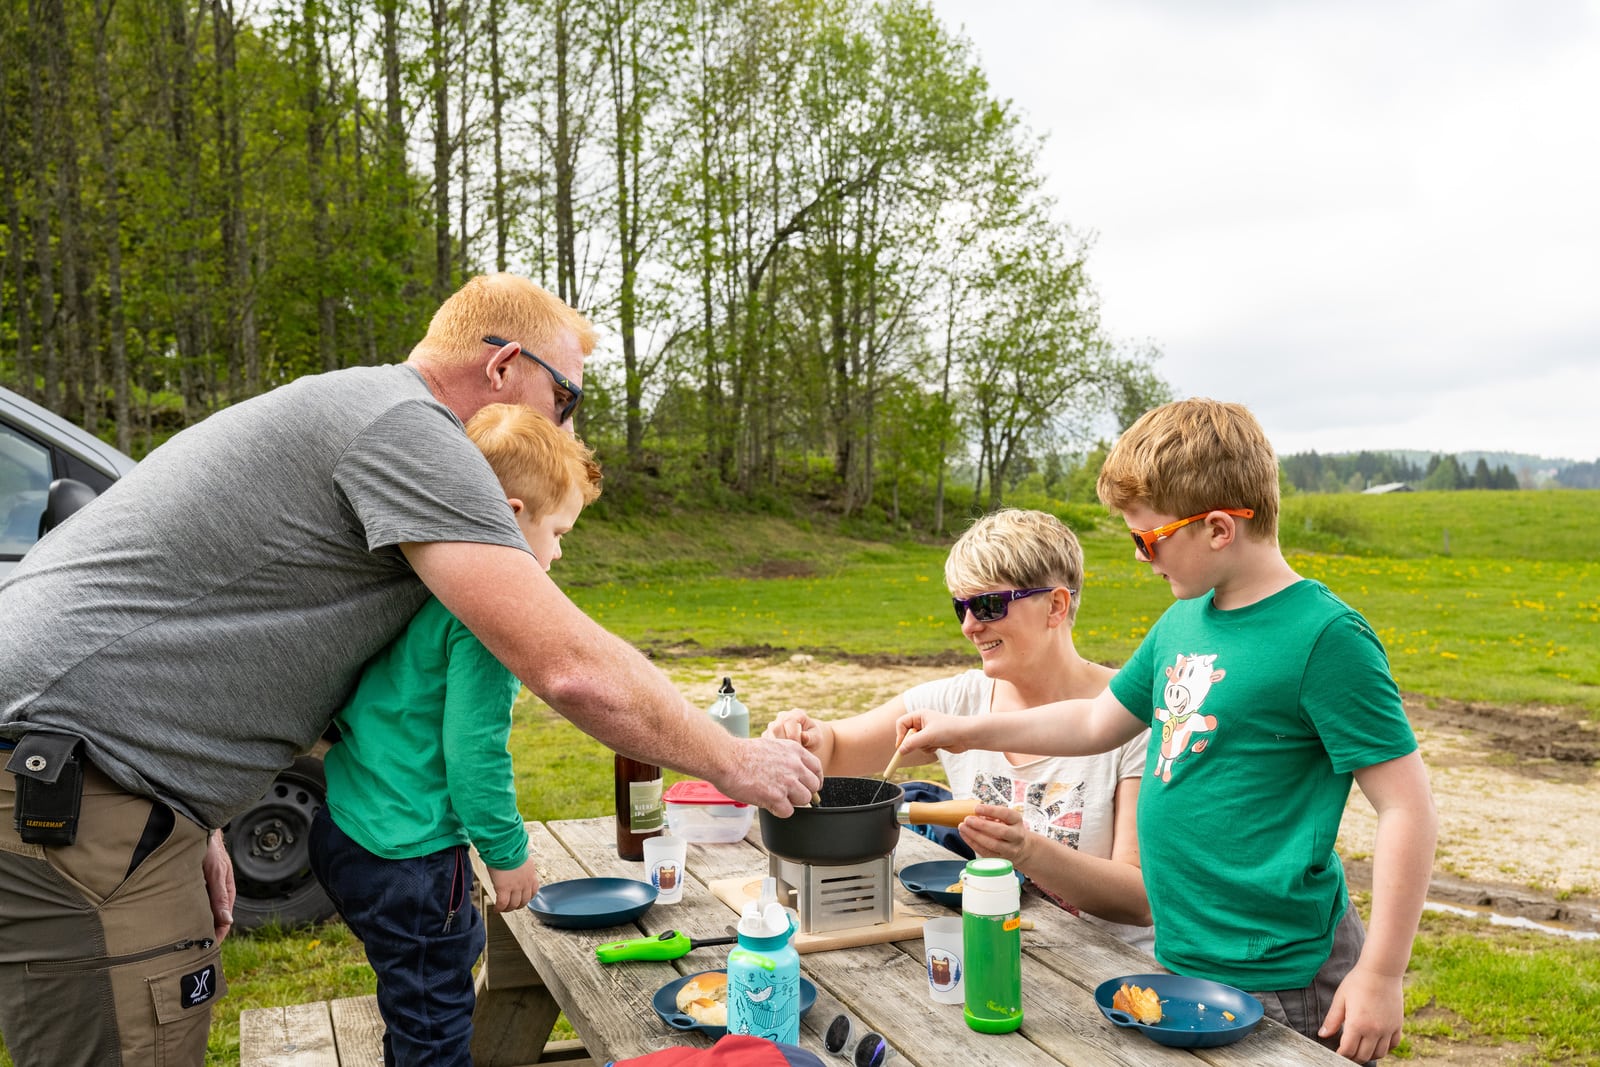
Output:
top-left (224, 755), bottom-right (337, 931)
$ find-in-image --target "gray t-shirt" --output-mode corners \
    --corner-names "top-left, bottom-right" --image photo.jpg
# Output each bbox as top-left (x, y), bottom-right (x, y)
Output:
top-left (0, 364), bottom-right (528, 827)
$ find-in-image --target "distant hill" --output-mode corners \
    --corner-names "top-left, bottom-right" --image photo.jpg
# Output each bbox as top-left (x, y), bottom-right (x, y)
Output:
top-left (1382, 450), bottom-right (1576, 476)
top-left (1278, 449), bottom-right (1596, 492)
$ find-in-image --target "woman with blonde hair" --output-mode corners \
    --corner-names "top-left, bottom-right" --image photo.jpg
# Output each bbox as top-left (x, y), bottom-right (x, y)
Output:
top-left (766, 508), bottom-right (1152, 950)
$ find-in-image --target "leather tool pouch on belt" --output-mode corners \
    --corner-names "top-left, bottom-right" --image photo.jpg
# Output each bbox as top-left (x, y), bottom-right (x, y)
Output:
top-left (7, 731), bottom-right (86, 846)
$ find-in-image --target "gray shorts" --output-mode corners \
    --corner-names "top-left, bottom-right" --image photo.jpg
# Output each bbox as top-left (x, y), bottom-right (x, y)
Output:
top-left (1251, 902), bottom-right (1371, 1063)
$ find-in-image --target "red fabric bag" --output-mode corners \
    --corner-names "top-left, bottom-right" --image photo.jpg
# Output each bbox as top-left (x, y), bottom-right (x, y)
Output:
top-left (607, 1034), bottom-right (824, 1067)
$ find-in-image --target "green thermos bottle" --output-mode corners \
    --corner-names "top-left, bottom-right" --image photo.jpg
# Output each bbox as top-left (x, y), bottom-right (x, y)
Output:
top-left (961, 857), bottom-right (1022, 1033)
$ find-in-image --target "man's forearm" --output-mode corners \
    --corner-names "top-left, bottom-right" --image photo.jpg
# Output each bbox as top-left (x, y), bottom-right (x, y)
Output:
top-left (408, 541), bottom-right (816, 812)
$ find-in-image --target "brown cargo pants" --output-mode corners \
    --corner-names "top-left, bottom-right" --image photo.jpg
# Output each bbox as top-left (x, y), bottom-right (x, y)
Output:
top-left (0, 757), bottom-right (226, 1066)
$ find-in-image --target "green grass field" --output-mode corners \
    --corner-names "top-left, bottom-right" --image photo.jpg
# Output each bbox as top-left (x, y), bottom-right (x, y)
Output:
top-left (559, 490), bottom-right (1600, 715)
top-left (4, 489), bottom-right (1597, 1065)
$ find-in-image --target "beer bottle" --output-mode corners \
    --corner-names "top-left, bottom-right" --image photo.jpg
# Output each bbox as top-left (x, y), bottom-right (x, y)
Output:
top-left (614, 754), bottom-right (665, 860)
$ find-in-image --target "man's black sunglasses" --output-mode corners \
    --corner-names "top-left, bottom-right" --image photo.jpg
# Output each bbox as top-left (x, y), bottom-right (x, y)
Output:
top-left (483, 335), bottom-right (582, 424)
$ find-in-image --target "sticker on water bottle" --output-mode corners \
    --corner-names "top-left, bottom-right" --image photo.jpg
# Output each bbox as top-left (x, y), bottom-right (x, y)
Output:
top-left (1003, 916), bottom-right (1022, 932)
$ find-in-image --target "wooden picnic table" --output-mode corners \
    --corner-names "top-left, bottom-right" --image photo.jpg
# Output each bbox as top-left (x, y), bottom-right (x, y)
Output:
top-left (468, 817), bottom-right (1351, 1067)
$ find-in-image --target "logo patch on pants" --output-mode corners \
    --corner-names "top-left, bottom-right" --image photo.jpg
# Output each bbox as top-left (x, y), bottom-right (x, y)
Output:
top-left (181, 964), bottom-right (217, 1008)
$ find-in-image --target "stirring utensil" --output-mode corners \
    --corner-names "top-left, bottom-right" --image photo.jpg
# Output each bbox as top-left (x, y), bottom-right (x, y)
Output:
top-left (867, 733), bottom-right (911, 805)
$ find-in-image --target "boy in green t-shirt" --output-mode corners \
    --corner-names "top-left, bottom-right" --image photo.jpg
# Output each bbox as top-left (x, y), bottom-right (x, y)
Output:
top-left (894, 398), bottom-right (1436, 1064)
top-left (308, 403), bottom-right (601, 1066)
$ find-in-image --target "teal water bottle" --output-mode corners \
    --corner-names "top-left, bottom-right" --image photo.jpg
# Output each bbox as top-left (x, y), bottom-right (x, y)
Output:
top-left (708, 677), bottom-right (750, 738)
top-left (727, 877), bottom-right (800, 1044)
top-left (962, 857), bottom-right (1022, 1033)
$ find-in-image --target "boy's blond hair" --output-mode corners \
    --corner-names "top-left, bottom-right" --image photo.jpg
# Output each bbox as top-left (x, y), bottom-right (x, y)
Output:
top-left (1096, 397), bottom-right (1279, 539)
top-left (464, 404), bottom-right (602, 518)
top-left (944, 508), bottom-right (1085, 625)
top-left (414, 273), bottom-right (597, 366)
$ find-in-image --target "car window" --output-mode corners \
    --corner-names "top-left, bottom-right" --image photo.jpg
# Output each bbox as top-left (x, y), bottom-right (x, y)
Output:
top-left (1, 419), bottom-right (54, 558)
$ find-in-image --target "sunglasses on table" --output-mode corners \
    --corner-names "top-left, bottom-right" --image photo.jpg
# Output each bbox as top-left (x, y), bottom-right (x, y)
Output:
top-left (483, 334), bottom-right (583, 424)
top-left (1128, 507), bottom-right (1255, 561)
top-left (951, 586), bottom-right (1068, 624)
top-left (823, 1014), bottom-right (893, 1067)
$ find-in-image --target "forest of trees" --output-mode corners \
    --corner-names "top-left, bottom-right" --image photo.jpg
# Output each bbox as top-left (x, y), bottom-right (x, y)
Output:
top-left (0, 0), bottom-right (1170, 532)
top-left (1280, 450), bottom-right (1526, 494)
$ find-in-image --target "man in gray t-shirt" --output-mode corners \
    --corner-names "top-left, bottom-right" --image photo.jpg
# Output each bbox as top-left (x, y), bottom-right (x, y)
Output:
top-left (0, 273), bottom-right (821, 1066)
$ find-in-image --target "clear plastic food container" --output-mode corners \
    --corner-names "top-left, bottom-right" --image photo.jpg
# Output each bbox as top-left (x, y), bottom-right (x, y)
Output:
top-left (663, 779), bottom-right (754, 843)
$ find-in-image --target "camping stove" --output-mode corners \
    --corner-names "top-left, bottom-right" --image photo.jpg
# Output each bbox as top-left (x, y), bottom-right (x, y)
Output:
top-left (769, 852), bottom-right (895, 934)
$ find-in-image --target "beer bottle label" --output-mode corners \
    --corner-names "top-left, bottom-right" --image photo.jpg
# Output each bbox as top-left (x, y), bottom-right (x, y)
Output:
top-left (628, 778), bottom-right (665, 832)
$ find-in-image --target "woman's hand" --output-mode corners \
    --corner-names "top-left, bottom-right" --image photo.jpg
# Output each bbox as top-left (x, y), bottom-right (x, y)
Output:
top-left (764, 709), bottom-right (836, 766)
top-left (958, 803), bottom-right (1036, 869)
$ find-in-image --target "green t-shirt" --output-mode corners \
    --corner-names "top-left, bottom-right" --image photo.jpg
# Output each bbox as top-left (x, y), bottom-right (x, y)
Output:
top-left (1109, 580), bottom-right (1416, 989)
top-left (324, 596), bottom-right (529, 870)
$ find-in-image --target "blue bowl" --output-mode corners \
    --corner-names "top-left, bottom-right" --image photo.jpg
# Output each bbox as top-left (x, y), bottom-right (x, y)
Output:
top-left (1094, 973), bottom-right (1263, 1048)
top-left (899, 859), bottom-right (1023, 910)
top-left (527, 877), bottom-right (657, 929)
top-left (653, 971), bottom-right (818, 1037)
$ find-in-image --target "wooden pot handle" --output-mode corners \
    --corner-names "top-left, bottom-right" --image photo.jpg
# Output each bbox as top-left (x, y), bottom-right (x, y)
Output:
top-left (901, 798), bottom-right (979, 827)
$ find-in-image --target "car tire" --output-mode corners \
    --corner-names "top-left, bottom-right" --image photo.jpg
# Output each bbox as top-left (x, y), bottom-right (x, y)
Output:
top-left (224, 755), bottom-right (338, 932)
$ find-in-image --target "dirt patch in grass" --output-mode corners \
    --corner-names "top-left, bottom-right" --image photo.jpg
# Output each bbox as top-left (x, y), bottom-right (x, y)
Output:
top-left (1405, 1001), bottom-right (1543, 1066)
top-left (670, 651), bottom-right (1600, 933)
top-left (1341, 695), bottom-right (1600, 933)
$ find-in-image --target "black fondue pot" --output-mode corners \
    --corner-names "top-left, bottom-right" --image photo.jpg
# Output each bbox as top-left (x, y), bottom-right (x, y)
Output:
top-left (759, 776), bottom-right (976, 866)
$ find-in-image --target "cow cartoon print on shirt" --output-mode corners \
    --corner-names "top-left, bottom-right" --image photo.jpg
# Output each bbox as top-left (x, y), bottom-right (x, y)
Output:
top-left (1153, 653), bottom-right (1224, 783)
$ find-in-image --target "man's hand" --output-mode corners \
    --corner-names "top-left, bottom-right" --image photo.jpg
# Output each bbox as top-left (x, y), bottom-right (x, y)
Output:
top-left (487, 860), bottom-right (542, 913)
top-left (957, 803), bottom-right (1036, 869)
top-left (1321, 963), bottom-right (1405, 1062)
top-left (203, 830), bottom-right (237, 942)
top-left (709, 736), bottom-right (822, 817)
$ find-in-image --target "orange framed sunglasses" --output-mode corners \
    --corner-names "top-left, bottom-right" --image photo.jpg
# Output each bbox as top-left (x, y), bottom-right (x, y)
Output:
top-left (1129, 508), bottom-right (1255, 561)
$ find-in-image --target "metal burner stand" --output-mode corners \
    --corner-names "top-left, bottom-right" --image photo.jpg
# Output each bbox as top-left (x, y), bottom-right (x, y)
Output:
top-left (769, 853), bottom-right (895, 934)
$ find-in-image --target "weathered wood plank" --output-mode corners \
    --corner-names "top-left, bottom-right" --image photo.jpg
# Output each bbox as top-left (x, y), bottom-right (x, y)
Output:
top-left (803, 940), bottom-right (1063, 1067)
top-left (500, 820), bottom-right (711, 1064)
top-left (1020, 897), bottom-right (1349, 1066)
top-left (498, 817), bottom-right (1348, 1067)
top-left (239, 1001), bottom-right (339, 1067)
top-left (327, 996), bottom-right (384, 1067)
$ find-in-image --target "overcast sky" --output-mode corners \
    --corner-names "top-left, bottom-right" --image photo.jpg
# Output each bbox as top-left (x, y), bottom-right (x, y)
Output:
top-left (927, 0), bottom-right (1599, 463)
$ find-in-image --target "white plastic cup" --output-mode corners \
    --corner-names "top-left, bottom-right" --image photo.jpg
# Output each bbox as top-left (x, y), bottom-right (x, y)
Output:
top-left (643, 834), bottom-right (687, 903)
top-left (922, 916), bottom-right (965, 1004)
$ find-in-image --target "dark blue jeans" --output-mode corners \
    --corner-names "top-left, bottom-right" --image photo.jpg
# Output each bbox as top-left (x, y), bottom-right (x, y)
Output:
top-left (309, 807), bottom-right (485, 1067)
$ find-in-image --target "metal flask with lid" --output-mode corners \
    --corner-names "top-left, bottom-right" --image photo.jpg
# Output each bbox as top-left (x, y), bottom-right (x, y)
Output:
top-left (961, 857), bottom-right (1023, 1033)
top-left (708, 676), bottom-right (750, 738)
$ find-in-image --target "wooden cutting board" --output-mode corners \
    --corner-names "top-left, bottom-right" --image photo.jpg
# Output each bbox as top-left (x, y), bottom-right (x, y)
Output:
top-left (707, 876), bottom-right (928, 953)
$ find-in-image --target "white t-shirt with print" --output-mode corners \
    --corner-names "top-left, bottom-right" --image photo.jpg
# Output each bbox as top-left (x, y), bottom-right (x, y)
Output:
top-left (903, 669), bottom-right (1155, 954)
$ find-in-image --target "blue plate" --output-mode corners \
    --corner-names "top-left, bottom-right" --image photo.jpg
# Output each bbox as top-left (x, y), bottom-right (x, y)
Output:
top-left (1094, 973), bottom-right (1263, 1048)
top-left (653, 970), bottom-right (818, 1037)
top-left (899, 859), bottom-right (1023, 909)
top-left (527, 877), bottom-right (657, 929)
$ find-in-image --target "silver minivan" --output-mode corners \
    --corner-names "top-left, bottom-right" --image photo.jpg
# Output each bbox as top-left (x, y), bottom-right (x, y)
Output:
top-left (0, 386), bottom-right (138, 579)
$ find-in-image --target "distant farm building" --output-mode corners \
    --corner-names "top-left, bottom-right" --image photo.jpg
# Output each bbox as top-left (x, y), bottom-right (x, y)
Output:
top-left (1363, 482), bottom-right (1414, 494)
